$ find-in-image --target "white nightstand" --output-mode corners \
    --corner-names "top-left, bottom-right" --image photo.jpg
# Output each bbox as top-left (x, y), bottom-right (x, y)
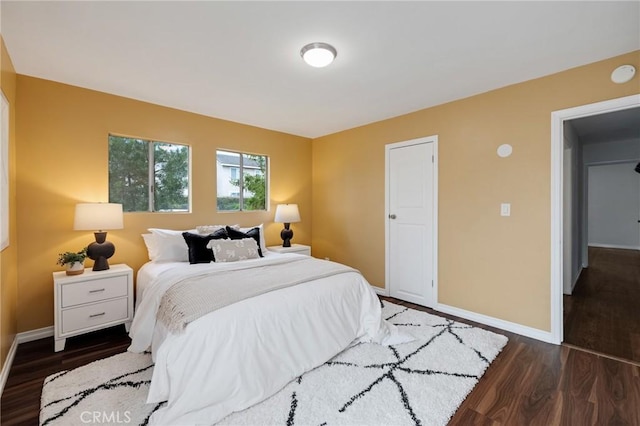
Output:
top-left (53, 264), bottom-right (134, 352)
top-left (267, 244), bottom-right (311, 256)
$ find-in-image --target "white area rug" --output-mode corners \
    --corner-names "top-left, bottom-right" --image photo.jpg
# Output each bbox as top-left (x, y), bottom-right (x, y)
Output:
top-left (40, 301), bottom-right (507, 425)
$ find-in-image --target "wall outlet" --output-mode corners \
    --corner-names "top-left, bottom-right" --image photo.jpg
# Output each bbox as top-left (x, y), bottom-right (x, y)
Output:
top-left (500, 203), bottom-right (511, 216)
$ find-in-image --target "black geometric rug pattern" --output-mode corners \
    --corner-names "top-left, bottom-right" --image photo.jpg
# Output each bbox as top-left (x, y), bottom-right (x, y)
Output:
top-left (40, 351), bottom-right (159, 426)
top-left (40, 302), bottom-right (507, 426)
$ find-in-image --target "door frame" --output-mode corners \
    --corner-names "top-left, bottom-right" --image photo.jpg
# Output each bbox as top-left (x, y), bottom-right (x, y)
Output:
top-left (550, 94), bottom-right (640, 344)
top-left (384, 135), bottom-right (439, 305)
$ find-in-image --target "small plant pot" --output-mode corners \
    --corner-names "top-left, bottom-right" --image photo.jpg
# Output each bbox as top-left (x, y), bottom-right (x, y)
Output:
top-left (65, 261), bottom-right (85, 276)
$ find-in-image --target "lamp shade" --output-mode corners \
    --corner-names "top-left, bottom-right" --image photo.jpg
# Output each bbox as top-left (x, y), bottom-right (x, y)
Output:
top-left (274, 204), bottom-right (301, 224)
top-left (74, 203), bottom-right (124, 231)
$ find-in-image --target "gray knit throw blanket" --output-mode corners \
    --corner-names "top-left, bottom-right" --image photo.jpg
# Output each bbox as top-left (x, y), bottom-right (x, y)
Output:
top-left (157, 257), bottom-right (357, 333)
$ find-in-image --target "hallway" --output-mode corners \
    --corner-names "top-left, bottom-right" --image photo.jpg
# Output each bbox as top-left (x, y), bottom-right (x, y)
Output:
top-left (564, 247), bottom-right (640, 363)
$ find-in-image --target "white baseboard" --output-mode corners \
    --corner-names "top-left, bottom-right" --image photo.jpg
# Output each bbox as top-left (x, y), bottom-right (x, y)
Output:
top-left (588, 243), bottom-right (640, 251)
top-left (16, 326), bottom-right (54, 344)
top-left (371, 285), bottom-right (389, 296)
top-left (435, 303), bottom-right (557, 344)
top-left (0, 337), bottom-right (18, 398)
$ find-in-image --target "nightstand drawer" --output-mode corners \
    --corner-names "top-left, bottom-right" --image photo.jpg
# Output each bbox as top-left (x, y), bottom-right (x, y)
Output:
top-left (61, 275), bottom-right (128, 308)
top-left (61, 298), bottom-right (129, 334)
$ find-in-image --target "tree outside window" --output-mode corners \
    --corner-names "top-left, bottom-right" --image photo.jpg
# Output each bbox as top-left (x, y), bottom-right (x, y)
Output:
top-left (216, 150), bottom-right (267, 211)
top-left (109, 135), bottom-right (189, 212)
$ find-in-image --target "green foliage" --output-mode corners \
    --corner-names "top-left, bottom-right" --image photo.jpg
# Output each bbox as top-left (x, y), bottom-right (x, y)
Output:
top-left (242, 155), bottom-right (266, 210)
top-left (217, 196), bottom-right (240, 211)
top-left (226, 154), bottom-right (267, 211)
top-left (56, 247), bottom-right (87, 266)
top-left (109, 136), bottom-right (149, 212)
top-left (108, 136), bottom-right (189, 212)
top-left (153, 143), bottom-right (189, 211)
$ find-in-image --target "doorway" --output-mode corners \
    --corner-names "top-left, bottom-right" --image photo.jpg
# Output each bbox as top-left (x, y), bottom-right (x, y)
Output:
top-left (385, 136), bottom-right (438, 307)
top-left (551, 95), bottom-right (640, 360)
top-left (563, 246), bottom-right (640, 362)
top-left (565, 158), bottom-right (640, 362)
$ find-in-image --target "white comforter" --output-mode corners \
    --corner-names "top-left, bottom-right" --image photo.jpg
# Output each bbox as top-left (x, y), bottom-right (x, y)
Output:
top-left (129, 254), bottom-right (408, 425)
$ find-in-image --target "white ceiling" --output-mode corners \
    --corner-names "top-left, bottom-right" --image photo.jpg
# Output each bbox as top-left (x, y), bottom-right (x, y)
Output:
top-left (2, 1), bottom-right (639, 138)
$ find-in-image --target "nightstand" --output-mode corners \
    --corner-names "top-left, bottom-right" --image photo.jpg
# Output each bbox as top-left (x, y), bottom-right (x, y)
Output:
top-left (267, 244), bottom-right (311, 256)
top-left (53, 264), bottom-right (133, 352)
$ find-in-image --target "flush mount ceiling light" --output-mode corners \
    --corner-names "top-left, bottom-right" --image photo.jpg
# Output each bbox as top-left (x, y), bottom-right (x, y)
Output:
top-left (300, 42), bottom-right (337, 68)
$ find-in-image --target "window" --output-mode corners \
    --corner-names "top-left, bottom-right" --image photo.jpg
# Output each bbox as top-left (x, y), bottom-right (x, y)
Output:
top-left (216, 150), bottom-right (267, 211)
top-left (109, 135), bottom-right (190, 212)
top-left (230, 167), bottom-right (239, 180)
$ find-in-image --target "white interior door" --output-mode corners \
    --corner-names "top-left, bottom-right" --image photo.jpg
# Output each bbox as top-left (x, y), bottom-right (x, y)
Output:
top-left (386, 137), bottom-right (437, 307)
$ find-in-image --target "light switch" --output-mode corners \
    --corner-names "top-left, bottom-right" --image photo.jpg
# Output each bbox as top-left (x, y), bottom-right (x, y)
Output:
top-left (501, 203), bottom-right (511, 216)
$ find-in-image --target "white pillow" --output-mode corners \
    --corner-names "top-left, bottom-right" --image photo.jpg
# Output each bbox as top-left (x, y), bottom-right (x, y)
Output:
top-left (239, 223), bottom-right (267, 254)
top-left (196, 224), bottom-right (237, 235)
top-left (141, 233), bottom-right (159, 261)
top-left (207, 238), bottom-right (260, 262)
top-left (147, 228), bottom-right (195, 262)
top-left (196, 225), bottom-right (222, 235)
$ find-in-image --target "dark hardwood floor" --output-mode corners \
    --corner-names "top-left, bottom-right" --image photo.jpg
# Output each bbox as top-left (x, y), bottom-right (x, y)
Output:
top-left (564, 247), bottom-right (640, 363)
top-left (1, 326), bottom-right (131, 426)
top-left (391, 298), bottom-right (640, 426)
top-left (2, 297), bottom-right (639, 425)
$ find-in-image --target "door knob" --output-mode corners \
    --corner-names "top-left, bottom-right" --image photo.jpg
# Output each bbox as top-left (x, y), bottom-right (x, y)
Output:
top-left (388, 214), bottom-right (397, 219)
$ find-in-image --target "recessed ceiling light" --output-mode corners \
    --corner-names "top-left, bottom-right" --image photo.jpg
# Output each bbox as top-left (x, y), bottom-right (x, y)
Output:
top-left (300, 42), bottom-right (337, 68)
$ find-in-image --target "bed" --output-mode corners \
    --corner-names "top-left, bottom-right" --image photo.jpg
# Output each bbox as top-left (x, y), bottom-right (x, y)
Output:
top-left (128, 226), bottom-right (409, 425)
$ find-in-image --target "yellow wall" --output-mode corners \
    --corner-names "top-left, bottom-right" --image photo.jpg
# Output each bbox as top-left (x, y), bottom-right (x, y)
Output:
top-left (0, 37), bottom-right (18, 370)
top-left (312, 50), bottom-right (640, 332)
top-left (15, 76), bottom-right (311, 332)
top-left (8, 48), bottom-right (640, 338)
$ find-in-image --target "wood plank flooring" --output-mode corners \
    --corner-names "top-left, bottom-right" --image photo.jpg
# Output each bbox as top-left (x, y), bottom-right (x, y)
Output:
top-left (1, 326), bottom-right (131, 425)
top-left (2, 297), bottom-right (639, 425)
top-left (391, 298), bottom-right (640, 426)
top-left (563, 247), bottom-right (640, 363)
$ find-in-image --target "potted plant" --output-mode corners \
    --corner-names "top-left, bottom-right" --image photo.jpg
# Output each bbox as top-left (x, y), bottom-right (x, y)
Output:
top-left (57, 247), bottom-right (88, 275)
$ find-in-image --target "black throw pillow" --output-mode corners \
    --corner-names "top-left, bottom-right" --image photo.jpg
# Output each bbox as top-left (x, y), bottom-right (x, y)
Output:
top-left (182, 228), bottom-right (228, 264)
top-left (225, 226), bottom-right (263, 257)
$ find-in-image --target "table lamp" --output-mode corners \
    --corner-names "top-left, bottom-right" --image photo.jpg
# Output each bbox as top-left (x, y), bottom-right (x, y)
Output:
top-left (74, 203), bottom-right (124, 271)
top-left (274, 204), bottom-right (300, 247)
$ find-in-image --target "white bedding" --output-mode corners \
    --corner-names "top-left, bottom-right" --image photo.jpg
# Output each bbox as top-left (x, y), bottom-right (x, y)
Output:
top-left (128, 253), bottom-right (409, 425)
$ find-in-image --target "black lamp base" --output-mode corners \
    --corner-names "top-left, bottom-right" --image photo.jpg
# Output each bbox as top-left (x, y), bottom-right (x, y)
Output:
top-left (91, 256), bottom-right (111, 271)
top-left (280, 223), bottom-right (293, 247)
top-left (87, 231), bottom-right (115, 271)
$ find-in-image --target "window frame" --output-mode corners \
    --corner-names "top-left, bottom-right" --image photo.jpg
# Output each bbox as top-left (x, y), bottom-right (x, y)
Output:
top-left (108, 133), bottom-right (192, 213)
top-left (216, 149), bottom-right (269, 212)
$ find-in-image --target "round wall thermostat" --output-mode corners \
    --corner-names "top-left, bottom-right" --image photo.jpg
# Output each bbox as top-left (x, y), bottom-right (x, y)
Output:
top-left (497, 144), bottom-right (512, 158)
top-left (611, 65), bottom-right (636, 84)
